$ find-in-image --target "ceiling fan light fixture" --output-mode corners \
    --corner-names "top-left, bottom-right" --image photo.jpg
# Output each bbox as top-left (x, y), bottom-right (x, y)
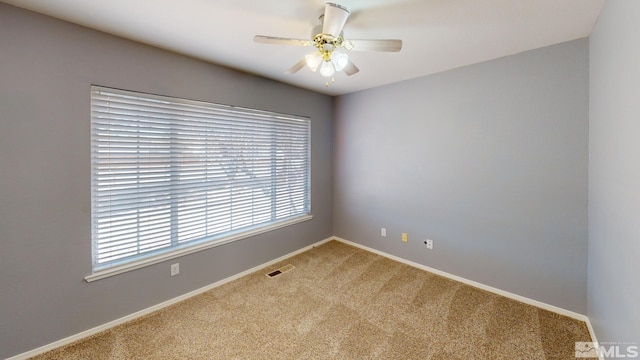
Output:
top-left (305, 52), bottom-right (323, 72)
top-left (331, 52), bottom-right (349, 72)
top-left (319, 60), bottom-right (335, 77)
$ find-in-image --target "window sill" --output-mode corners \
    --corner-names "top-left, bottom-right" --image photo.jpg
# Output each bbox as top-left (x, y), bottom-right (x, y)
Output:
top-left (84, 214), bottom-right (313, 282)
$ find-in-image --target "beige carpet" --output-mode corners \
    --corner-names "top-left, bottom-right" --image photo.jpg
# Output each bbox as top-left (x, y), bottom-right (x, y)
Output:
top-left (31, 240), bottom-right (592, 359)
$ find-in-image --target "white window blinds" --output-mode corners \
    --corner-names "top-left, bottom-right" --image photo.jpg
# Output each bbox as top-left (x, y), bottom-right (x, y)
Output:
top-left (90, 86), bottom-right (311, 273)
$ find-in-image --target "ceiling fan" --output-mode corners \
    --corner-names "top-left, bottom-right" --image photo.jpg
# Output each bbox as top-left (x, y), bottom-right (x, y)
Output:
top-left (254, 2), bottom-right (402, 85)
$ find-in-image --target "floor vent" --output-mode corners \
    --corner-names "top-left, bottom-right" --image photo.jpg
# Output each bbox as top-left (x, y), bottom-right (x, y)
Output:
top-left (266, 264), bottom-right (295, 278)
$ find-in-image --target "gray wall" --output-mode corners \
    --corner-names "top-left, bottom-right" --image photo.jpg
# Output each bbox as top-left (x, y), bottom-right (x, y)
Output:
top-left (589, 1), bottom-right (640, 343)
top-left (9, 1), bottom-right (637, 357)
top-left (0, 4), bottom-right (333, 358)
top-left (334, 39), bottom-right (589, 314)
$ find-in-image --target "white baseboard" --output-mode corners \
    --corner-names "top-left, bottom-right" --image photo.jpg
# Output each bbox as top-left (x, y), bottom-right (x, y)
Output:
top-left (9, 235), bottom-right (598, 359)
top-left (7, 236), bottom-right (333, 360)
top-left (333, 236), bottom-right (601, 354)
top-left (585, 318), bottom-right (604, 360)
top-left (332, 236), bottom-right (590, 322)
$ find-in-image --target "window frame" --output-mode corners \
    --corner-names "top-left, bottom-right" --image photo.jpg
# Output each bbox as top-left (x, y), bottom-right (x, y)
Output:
top-left (86, 86), bottom-right (312, 282)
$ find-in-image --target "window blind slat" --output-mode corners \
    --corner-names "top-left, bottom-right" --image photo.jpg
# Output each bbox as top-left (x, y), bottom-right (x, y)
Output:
top-left (91, 86), bottom-right (310, 271)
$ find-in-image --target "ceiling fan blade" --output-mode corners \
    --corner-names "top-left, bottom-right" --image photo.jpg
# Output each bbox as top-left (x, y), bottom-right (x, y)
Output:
top-left (254, 35), bottom-right (312, 47)
top-left (285, 58), bottom-right (307, 74)
top-left (343, 60), bottom-right (359, 76)
top-left (348, 39), bottom-right (402, 52)
top-left (322, 3), bottom-right (350, 37)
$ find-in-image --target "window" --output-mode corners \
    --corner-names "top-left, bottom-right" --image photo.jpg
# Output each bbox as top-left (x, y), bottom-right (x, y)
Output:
top-left (88, 86), bottom-right (311, 280)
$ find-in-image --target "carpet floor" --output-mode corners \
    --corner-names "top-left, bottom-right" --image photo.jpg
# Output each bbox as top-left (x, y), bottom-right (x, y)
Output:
top-left (31, 240), bottom-right (592, 359)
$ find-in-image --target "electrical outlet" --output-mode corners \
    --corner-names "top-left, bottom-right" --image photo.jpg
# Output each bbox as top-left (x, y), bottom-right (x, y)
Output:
top-left (424, 239), bottom-right (433, 249)
top-left (170, 263), bottom-right (180, 276)
top-left (402, 233), bottom-right (408, 242)
top-left (381, 228), bottom-right (386, 237)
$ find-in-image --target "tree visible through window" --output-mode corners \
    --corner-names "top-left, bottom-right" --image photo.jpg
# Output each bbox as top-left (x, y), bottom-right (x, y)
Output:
top-left (90, 86), bottom-right (310, 273)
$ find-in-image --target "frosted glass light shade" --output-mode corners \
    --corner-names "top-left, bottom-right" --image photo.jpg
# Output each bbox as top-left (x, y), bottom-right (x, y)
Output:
top-left (319, 61), bottom-right (335, 77)
top-left (331, 52), bottom-right (349, 71)
top-left (305, 53), bottom-right (322, 72)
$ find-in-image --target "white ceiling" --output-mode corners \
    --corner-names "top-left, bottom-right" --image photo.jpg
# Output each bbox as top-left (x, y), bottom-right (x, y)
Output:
top-left (4, 0), bottom-right (605, 96)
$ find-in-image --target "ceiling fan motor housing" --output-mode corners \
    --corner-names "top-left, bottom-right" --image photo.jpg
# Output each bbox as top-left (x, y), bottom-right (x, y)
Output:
top-left (313, 33), bottom-right (341, 56)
